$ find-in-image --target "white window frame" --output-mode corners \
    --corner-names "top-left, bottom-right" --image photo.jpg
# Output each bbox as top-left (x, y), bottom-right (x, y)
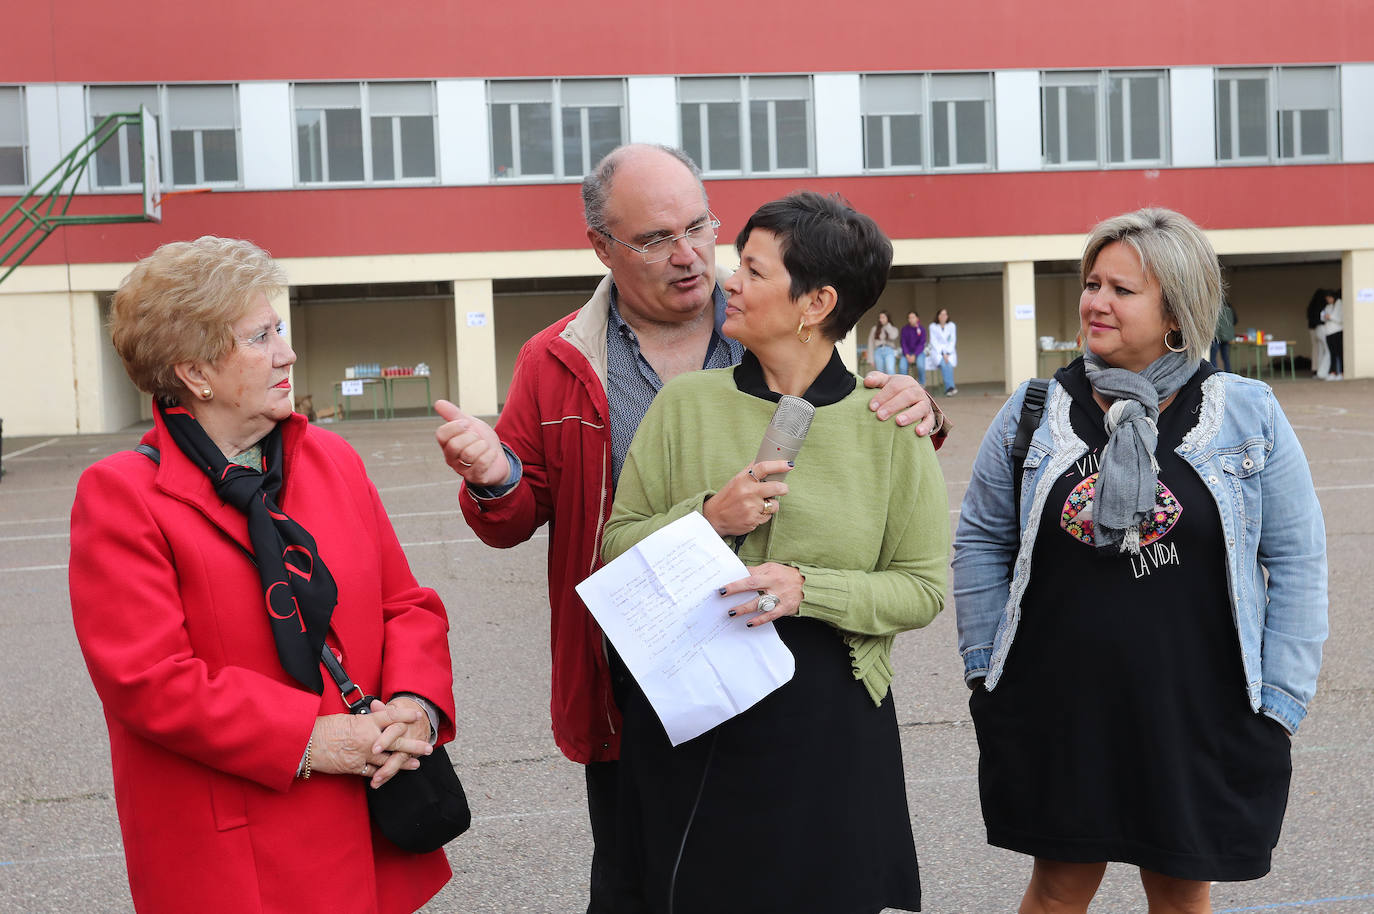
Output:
top-left (488, 78), bottom-right (627, 181)
top-left (87, 85), bottom-right (159, 190)
top-left (0, 85), bottom-right (27, 190)
top-left (165, 84), bottom-right (242, 188)
top-left (861, 72), bottom-right (995, 173)
top-left (293, 81), bottom-right (439, 186)
top-left (1042, 70), bottom-right (1169, 169)
top-left (678, 75), bottom-right (814, 177)
top-left (861, 74), bottom-right (924, 172)
top-left (1215, 68), bottom-right (1273, 163)
top-left (367, 82), bottom-right (440, 182)
top-left (1275, 67), bottom-right (1340, 162)
top-left (1106, 70), bottom-right (1169, 166)
top-left (928, 73), bottom-right (995, 171)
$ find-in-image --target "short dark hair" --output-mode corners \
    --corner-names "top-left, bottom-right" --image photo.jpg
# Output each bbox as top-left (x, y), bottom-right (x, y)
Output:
top-left (734, 192), bottom-right (893, 342)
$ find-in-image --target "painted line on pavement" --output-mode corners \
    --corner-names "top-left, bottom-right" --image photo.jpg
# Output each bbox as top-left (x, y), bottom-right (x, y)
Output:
top-left (0, 532), bottom-right (67, 543)
top-left (0, 564), bottom-right (68, 573)
top-left (2, 438), bottom-right (60, 459)
top-left (0, 850), bottom-right (123, 867)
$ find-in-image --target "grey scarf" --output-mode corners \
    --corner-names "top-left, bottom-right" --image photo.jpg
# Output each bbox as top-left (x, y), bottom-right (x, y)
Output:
top-left (1082, 349), bottom-right (1198, 555)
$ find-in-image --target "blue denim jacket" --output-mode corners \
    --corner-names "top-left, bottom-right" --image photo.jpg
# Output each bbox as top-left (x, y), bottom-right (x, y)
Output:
top-left (952, 372), bottom-right (1328, 734)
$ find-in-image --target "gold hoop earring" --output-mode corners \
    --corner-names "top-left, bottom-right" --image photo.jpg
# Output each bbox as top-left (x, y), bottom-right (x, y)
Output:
top-left (1164, 328), bottom-right (1187, 353)
top-left (796, 319), bottom-right (812, 344)
top-left (200, 387), bottom-right (214, 400)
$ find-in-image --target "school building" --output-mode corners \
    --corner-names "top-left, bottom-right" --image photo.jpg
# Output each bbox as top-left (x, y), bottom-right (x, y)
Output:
top-left (2, 0), bottom-right (1372, 436)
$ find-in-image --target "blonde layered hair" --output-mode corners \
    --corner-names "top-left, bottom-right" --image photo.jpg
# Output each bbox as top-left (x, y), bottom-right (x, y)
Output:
top-left (110, 237), bottom-right (287, 404)
top-left (1080, 207), bottom-right (1223, 363)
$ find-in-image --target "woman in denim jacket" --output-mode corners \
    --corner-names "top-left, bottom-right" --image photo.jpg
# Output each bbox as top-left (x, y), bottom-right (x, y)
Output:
top-left (953, 208), bottom-right (1327, 914)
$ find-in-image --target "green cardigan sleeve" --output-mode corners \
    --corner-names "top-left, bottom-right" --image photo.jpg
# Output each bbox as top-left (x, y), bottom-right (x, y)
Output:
top-left (791, 431), bottom-right (948, 637)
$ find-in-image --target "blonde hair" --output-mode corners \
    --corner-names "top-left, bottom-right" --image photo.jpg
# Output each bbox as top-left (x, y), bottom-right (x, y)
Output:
top-left (110, 237), bottom-right (287, 404)
top-left (1080, 207), bottom-right (1223, 362)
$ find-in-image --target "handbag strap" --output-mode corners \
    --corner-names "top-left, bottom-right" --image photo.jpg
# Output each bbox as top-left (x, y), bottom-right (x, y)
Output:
top-left (135, 441), bottom-right (378, 716)
top-left (320, 645), bottom-right (378, 714)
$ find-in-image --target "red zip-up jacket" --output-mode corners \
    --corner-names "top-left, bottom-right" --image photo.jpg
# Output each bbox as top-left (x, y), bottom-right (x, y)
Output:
top-left (459, 277), bottom-right (622, 763)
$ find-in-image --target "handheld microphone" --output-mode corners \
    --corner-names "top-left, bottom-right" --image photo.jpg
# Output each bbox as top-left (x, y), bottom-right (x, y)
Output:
top-left (752, 395), bottom-right (815, 480)
top-left (733, 395), bottom-right (814, 554)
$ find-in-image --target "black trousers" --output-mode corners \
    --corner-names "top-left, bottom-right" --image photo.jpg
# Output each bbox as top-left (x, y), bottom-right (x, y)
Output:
top-left (585, 646), bottom-right (649, 914)
top-left (1328, 331), bottom-right (1344, 375)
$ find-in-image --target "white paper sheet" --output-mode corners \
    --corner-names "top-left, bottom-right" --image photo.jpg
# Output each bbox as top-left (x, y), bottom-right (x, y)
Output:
top-left (576, 511), bottom-right (795, 745)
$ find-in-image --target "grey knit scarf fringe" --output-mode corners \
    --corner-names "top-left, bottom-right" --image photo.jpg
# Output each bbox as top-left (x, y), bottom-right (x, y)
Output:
top-left (1082, 348), bottom-right (1198, 555)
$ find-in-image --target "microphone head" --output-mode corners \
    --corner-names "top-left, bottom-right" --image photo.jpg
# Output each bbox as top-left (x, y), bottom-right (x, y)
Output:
top-left (772, 395), bottom-right (815, 439)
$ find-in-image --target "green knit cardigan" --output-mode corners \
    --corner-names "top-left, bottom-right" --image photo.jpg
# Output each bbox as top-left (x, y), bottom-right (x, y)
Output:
top-left (601, 367), bottom-right (949, 704)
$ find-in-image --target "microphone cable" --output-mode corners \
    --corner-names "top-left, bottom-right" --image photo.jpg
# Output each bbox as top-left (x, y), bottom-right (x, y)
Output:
top-left (666, 730), bottom-right (718, 914)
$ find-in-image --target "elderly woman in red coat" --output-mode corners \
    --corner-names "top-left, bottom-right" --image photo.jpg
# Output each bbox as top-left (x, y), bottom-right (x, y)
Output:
top-left (69, 237), bottom-right (456, 913)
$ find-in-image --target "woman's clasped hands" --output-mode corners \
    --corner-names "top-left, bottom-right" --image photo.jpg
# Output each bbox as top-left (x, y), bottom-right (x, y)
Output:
top-left (308, 697), bottom-right (433, 788)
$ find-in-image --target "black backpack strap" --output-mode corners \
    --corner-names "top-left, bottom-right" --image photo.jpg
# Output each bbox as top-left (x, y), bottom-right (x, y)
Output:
top-left (1011, 379), bottom-right (1050, 514)
top-left (134, 444), bottom-right (161, 464)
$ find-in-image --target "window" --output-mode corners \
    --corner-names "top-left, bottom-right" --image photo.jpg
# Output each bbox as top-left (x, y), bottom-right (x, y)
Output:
top-left (679, 76), bottom-right (812, 175)
top-left (1043, 70), bottom-right (1167, 167)
top-left (89, 85), bottom-right (242, 189)
top-left (1276, 67), bottom-right (1338, 160)
top-left (296, 82), bottom-right (437, 184)
top-left (167, 85), bottom-right (239, 185)
top-left (862, 75), bottom-right (923, 170)
top-left (1215, 69), bottom-right (1271, 161)
top-left (489, 79), bottom-right (625, 180)
top-left (0, 86), bottom-right (26, 188)
top-left (861, 73), bottom-right (993, 172)
top-left (89, 85), bottom-right (158, 188)
top-left (930, 73), bottom-right (993, 169)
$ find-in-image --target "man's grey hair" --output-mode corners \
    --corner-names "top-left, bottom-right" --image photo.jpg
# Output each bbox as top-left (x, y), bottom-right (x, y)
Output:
top-left (1080, 207), bottom-right (1225, 363)
top-left (581, 144), bottom-right (707, 236)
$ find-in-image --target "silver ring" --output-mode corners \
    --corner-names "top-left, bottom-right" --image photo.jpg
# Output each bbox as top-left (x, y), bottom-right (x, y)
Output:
top-left (459, 459), bottom-right (473, 467)
top-left (747, 466), bottom-right (759, 481)
top-left (361, 763), bottom-right (371, 776)
top-left (756, 593), bottom-right (780, 615)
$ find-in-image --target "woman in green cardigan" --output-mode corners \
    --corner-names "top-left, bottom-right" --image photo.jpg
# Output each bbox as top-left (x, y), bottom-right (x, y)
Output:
top-left (601, 191), bottom-right (949, 914)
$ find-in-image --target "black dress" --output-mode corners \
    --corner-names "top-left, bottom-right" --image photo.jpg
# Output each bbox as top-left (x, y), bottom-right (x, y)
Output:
top-left (970, 360), bottom-right (1292, 881)
top-left (617, 616), bottom-right (922, 913)
top-left (613, 351), bottom-right (922, 914)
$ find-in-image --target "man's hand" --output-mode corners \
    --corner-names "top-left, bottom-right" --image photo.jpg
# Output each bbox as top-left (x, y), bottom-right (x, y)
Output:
top-left (435, 399), bottom-right (509, 486)
top-left (863, 372), bottom-right (946, 438)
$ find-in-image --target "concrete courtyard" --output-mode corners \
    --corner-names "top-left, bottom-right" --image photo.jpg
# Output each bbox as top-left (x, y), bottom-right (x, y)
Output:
top-left (1, 375), bottom-right (1370, 912)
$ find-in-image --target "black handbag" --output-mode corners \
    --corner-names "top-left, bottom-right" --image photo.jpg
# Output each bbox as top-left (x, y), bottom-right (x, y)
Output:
top-left (322, 643), bottom-right (471, 853)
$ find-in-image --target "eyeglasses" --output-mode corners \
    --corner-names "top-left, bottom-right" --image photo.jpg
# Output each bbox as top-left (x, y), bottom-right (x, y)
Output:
top-left (599, 215), bottom-right (721, 264)
top-left (238, 320), bottom-right (288, 349)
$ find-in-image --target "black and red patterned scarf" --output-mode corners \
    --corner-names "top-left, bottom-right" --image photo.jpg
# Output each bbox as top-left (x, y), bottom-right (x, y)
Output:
top-left (160, 404), bottom-right (337, 693)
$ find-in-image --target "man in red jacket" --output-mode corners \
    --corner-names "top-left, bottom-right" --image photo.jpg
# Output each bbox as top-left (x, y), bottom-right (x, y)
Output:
top-left (435, 144), bottom-right (946, 911)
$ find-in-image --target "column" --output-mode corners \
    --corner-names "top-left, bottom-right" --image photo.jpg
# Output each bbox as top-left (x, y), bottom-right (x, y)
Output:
top-left (70, 291), bottom-right (106, 433)
top-left (1002, 260), bottom-right (1037, 392)
top-left (1342, 249), bottom-right (1374, 379)
top-left (453, 279), bottom-right (498, 416)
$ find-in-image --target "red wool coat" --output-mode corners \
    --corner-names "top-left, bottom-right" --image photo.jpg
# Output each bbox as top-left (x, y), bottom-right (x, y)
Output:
top-left (69, 411), bottom-right (455, 914)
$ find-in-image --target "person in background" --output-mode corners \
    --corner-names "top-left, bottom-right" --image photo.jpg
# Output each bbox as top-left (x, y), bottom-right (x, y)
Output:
top-left (902, 309), bottom-right (927, 385)
top-left (953, 207), bottom-right (1327, 914)
top-left (1322, 289), bottom-right (1344, 380)
top-left (70, 237), bottom-right (456, 914)
top-left (1210, 298), bottom-right (1237, 372)
top-left (866, 309), bottom-right (900, 375)
top-left (603, 191), bottom-right (946, 913)
top-left (1306, 288), bottom-right (1330, 379)
top-left (431, 144), bottom-right (946, 913)
top-left (928, 307), bottom-right (958, 395)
